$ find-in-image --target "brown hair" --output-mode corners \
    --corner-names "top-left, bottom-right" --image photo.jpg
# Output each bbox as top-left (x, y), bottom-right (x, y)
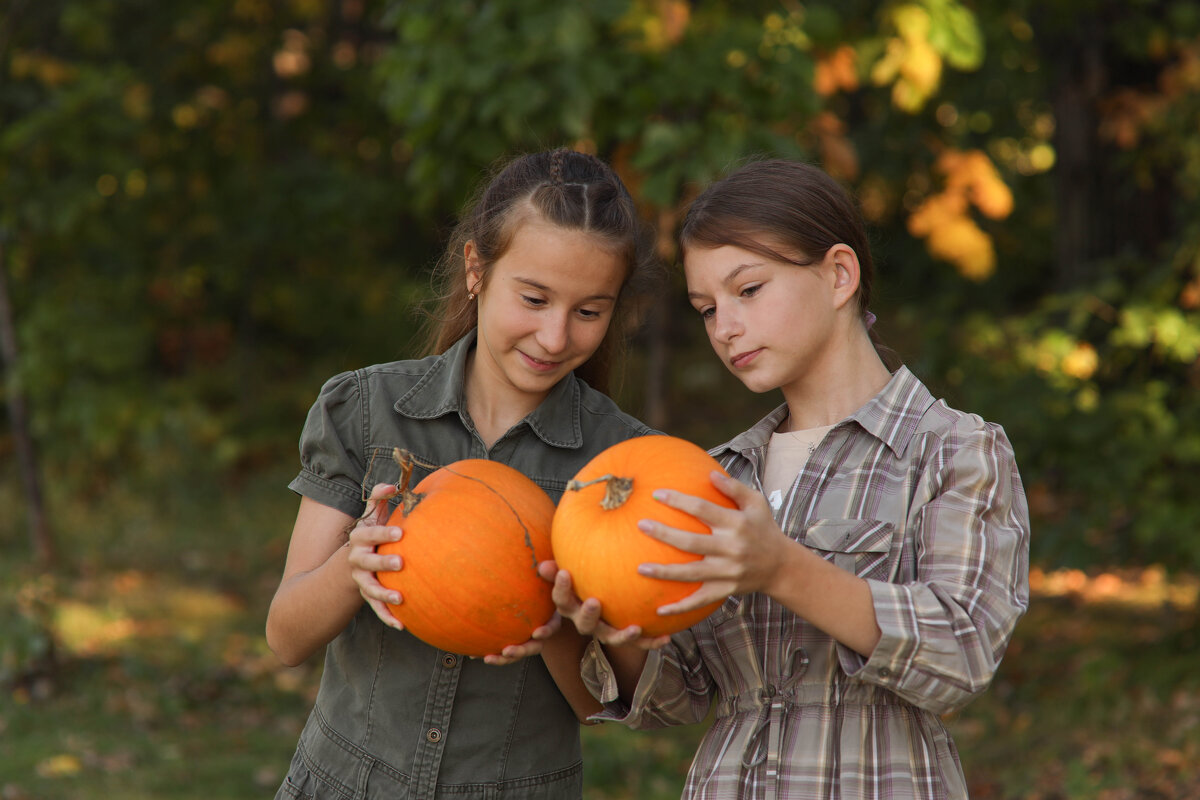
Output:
top-left (679, 159), bottom-right (901, 370)
top-left (420, 148), bottom-right (659, 393)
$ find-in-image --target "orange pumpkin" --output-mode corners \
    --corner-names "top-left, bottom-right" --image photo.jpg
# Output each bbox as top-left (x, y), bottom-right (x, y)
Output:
top-left (551, 435), bottom-right (736, 637)
top-left (376, 452), bottom-right (556, 657)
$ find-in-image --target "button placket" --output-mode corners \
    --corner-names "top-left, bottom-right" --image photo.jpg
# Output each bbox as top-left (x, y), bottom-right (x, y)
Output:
top-left (410, 649), bottom-right (463, 797)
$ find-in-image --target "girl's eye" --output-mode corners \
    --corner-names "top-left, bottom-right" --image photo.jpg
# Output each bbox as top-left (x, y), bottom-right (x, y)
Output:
top-left (740, 284), bottom-right (762, 298)
top-left (578, 308), bottom-right (602, 320)
top-left (522, 295), bottom-right (547, 307)
top-left (697, 306), bottom-right (715, 321)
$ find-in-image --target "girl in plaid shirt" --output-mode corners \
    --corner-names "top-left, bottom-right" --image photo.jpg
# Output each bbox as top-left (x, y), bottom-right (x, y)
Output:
top-left (551, 160), bottom-right (1031, 799)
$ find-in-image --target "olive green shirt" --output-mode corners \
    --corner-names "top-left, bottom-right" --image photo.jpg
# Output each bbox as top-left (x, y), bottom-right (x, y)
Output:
top-left (277, 331), bottom-right (653, 800)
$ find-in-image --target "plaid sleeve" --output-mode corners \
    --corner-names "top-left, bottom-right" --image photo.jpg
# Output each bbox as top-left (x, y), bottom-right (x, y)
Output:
top-left (840, 419), bottom-right (1031, 715)
top-left (581, 627), bottom-right (717, 729)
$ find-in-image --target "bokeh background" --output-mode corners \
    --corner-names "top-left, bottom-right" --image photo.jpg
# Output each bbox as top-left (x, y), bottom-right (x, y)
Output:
top-left (2, 1), bottom-right (1198, 797)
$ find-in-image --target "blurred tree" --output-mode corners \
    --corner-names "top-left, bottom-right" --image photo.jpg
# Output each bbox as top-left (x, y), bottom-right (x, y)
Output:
top-left (0, 231), bottom-right (52, 563)
top-left (374, 0), bottom-right (1200, 570)
top-left (2, 0), bottom-right (1198, 571)
top-left (0, 0), bottom-right (430, 514)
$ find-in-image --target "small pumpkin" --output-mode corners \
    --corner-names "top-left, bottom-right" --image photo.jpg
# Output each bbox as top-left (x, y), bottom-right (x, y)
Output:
top-left (551, 435), bottom-right (736, 637)
top-left (376, 450), bottom-right (556, 657)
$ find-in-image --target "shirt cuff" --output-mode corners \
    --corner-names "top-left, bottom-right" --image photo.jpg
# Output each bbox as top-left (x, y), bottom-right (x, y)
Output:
top-left (580, 639), bottom-right (664, 724)
top-left (836, 579), bottom-right (917, 688)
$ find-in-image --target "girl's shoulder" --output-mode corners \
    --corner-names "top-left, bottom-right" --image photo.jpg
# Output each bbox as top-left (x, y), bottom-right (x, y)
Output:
top-left (314, 353), bottom-right (445, 395)
top-left (573, 376), bottom-right (658, 440)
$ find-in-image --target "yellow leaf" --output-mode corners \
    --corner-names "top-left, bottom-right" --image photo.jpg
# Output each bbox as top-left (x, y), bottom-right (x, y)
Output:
top-left (900, 38), bottom-right (942, 96)
top-left (37, 754), bottom-right (83, 778)
top-left (1061, 342), bottom-right (1099, 380)
top-left (892, 4), bottom-right (931, 42)
top-left (926, 216), bottom-right (995, 280)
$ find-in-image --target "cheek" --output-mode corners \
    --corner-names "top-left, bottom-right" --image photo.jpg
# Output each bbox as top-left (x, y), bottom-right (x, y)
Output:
top-left (574, 320), bottom-right (611, 353)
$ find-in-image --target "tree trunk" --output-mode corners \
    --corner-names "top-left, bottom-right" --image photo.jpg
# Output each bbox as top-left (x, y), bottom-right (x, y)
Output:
top-left (0, 235), bottom-right (54, 565)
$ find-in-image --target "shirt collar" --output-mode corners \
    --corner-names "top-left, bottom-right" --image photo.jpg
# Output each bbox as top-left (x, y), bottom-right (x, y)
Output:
top-left (393, 330), bottom-right (585, 450)
top-left (717, 366), bottom-right (935, 459)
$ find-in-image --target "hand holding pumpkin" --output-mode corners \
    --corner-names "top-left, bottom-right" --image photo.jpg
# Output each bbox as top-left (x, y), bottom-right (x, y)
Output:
top-left (635, 471), bottom-right (792, 615)
top-left (541, 560), bottom-right (671, 650)
top-left (479, 610), bottom-right (564, 666)
top-left (348, 482), bottom-right (406, 631)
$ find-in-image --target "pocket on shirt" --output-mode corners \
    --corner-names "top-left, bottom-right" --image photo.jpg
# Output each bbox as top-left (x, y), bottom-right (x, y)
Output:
top-left (802, 518), bottom-right (895, 581)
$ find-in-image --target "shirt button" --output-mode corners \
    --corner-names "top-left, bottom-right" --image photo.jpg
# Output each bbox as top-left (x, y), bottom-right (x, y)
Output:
top-left (426, 728), bottom-right (442, 743)
top-left (878, 667), bottom-right (893, 678)
top-left (441, 653), bottom-right (458, 668)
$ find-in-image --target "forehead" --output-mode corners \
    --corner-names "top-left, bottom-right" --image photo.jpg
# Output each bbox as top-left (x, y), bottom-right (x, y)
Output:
top-left (495, 219), bottom-right (626, 295)
top-left (683, 244), bottom-right (768, 281)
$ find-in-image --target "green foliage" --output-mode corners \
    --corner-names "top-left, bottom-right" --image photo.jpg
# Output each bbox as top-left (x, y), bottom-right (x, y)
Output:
top-left (4, 0), bottom-right (1200, 576)
top-left (1, 0), bottom-right (434, 495)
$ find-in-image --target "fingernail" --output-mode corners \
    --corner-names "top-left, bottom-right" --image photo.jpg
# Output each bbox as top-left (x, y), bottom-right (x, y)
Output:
top-left (652, 490), bottom-right (666, 501)
top-left (390, 556), bottom-right (402, 569)
top-left (637, 520), bottom-right (653, 532)
top-left (390, 528), bottom-right (402, 540)
top-left (390, 593), bottom-right (401, 604)
top-left (637, 565), bottom-right (653, 576)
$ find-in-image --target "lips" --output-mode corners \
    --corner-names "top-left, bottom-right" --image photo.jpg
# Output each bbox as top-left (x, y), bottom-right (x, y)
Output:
top-left (520, 350), bottom-right (562, 373)
top-left (730, 348), bottom-right (762, 369)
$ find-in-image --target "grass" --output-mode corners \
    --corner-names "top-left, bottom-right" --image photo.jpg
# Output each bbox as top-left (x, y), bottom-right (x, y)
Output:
top-left (2, 465), bottom-right (1198, 799)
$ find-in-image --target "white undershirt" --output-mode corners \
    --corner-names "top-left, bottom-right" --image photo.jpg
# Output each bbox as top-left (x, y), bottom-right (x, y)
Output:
top-left (763, 424), bottom-right (834, 512)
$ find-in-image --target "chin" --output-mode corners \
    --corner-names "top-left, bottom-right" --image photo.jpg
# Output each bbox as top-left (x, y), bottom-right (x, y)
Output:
top-left (726, 370), bottom-right (776, 394)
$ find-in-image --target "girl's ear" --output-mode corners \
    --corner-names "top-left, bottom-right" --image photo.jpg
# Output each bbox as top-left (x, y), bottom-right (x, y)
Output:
top-left (463, 241), bottom-right (483, 296)
top-left (827, 244), bottom-right (861, 311)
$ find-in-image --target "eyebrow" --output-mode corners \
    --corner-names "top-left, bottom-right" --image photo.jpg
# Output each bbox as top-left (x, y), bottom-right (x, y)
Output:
top-left (515, 276), bottom-right (616, 303)
top-left (686, 262), bottom-right (763, 302)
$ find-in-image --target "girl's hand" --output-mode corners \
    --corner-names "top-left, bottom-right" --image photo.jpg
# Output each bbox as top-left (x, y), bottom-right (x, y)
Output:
top-left (636, 471), bottom-right (790, 615)
top-left (481, 612), bottom-right (564, 666)
top-left (542, 560), bottom-right (671, 650)
top-left (347, 482), bottom-right (406, 631)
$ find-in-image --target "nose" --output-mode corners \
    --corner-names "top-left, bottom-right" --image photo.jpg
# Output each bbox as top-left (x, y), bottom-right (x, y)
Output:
top-left (537, 311), bottom-right (571, 355)
top-left (712, 306), bottom-right (742, 343)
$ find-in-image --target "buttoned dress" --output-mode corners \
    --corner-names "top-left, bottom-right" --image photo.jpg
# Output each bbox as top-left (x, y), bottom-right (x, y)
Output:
top-left (582, 366), bottom-right (1031, 800)
top-left (276, 331), bottom-right (654, 800)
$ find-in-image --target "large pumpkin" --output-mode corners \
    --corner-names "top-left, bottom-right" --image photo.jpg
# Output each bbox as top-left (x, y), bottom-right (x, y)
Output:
top-left (376, 452), bottom-right (556, 657)
top-left (551, 435), bottom-right (737, 637)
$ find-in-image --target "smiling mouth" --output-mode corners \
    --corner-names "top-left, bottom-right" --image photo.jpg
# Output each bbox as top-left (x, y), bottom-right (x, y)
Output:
top-left (521, 351), bottom-right (562, 371)
top-left (730, 348), bottom-right (762, 369)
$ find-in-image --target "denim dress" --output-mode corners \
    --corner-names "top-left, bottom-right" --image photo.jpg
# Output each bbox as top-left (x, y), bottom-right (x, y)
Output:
top-left (276, 331), bottom-right (654, 800)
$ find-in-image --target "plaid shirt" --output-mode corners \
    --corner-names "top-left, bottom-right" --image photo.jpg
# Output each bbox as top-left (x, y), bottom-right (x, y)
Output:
top-left (582, 366), bottom-right (1031, 800)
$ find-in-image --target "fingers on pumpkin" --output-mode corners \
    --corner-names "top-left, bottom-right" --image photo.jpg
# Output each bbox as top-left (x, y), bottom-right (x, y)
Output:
top-left (657, 587), bottom-right (726, 617)
top-left (650, 487), bottom-right (735, 528)
top-left (636, 519), bottom-right (721, 556)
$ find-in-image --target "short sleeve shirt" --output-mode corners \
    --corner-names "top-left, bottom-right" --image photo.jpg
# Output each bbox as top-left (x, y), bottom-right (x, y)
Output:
top-left (279, 331), bottom-right (654, 800)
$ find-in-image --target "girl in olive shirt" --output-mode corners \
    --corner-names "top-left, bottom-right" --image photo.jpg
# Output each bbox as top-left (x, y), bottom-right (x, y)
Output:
top-left (265, 149), bottom-right (659, 800)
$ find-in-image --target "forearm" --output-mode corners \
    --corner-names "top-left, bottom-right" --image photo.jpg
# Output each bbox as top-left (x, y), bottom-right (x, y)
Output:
top-left (604, 643), bottom-right (651, 703)
top-left (540, 627), bottom-right (604, 723)
top-left (766, 538), bottom-right (881, 658)
top-left (266, 543), bottom-right (364, 666)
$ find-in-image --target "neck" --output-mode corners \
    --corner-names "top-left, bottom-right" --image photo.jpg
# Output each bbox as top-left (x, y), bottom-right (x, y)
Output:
top-left (779, 327), bottom-right (893, 431)
top-left (462, 350), bottom-right (545, 448)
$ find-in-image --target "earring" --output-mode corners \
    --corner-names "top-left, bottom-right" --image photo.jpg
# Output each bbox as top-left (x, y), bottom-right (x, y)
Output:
top-left (467, 292), bottom-right (476, 301)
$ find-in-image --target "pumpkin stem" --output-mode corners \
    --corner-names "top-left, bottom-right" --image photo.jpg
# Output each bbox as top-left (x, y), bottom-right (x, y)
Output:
top-left (392, 448), bottom-right (426, 515)
top-left (566, 474), bottom-right (634, 510)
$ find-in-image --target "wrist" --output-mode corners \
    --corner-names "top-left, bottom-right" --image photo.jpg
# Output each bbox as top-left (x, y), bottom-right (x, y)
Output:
top-left (762, 534), bottom-right (808, 601)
